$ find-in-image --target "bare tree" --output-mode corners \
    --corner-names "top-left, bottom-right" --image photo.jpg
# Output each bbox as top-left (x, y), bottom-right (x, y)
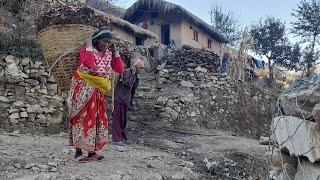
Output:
top-left (209, 4), bottom-right (241, 47)
top-left (86, 0), bottom-right (126, 17)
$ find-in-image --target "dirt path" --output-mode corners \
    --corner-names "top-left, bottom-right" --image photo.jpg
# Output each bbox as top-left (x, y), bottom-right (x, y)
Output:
top-left (128, 121), bottom-right (269, 179)
top-left (0, 133), bottom-right (199, 180)
top-left (0, 123), bottom-right (268, 180)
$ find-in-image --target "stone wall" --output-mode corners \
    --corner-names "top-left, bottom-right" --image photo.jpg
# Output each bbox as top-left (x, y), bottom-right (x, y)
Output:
top-left (131, 46), bottom-right (274, 137)
top-left (157, 47), bottom-right (272, 136)
top-left (155, 69), bottom-right (273, 137)
top-left (0, 55), bottom-right (65, 131)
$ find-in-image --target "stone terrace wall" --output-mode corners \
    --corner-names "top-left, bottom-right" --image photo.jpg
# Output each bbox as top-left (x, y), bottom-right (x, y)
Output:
top-left (0, 55), bottom-right (65, 131)
top-left (149, 47), bottom-right (274, 137)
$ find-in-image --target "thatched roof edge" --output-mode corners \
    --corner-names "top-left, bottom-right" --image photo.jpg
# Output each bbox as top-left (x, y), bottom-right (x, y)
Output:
top-left (90, 7), bottom-right (157, 39)
top-left (123, 0), bottom-right (229, 43)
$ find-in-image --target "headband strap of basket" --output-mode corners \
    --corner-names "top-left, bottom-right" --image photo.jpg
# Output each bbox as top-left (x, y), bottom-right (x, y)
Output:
top-left (92, 30), bottom-right (113, 40)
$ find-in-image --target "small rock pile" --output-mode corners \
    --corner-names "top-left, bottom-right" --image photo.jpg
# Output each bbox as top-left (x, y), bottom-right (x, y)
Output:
top-left (0, 55), bottom-right (65, 130)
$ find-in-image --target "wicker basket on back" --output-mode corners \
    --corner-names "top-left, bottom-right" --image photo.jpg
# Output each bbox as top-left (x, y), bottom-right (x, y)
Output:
top-left (38, 24), bottom-right (119, 93)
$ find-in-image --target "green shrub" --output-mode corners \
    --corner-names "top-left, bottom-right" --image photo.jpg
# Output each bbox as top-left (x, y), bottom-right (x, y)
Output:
top-left (0, 21), bottom-right (43, 60)
top-left (0, 0), bottom-right (26, 14)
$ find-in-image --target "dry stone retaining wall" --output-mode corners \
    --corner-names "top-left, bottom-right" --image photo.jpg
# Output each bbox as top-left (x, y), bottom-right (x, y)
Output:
top-left (133, 46), bottom-right (274, 137)
top-left (0, 55), bottom-right (65, 131)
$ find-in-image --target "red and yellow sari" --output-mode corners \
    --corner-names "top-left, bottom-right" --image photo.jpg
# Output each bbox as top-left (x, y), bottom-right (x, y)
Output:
top-left (69, 44), bottom-right (124, 152)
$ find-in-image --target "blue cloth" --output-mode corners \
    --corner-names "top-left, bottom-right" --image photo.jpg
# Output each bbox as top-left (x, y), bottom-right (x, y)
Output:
top-left (220, 55), bottom-right (229, 73)
top-left (253, 58), bottom-right (263, 69)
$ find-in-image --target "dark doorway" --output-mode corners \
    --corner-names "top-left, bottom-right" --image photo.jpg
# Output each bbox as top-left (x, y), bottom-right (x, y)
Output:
top-left (161, 24), bottom-right (170, 45)
top-left (136, 36), bottom-right (144, 46)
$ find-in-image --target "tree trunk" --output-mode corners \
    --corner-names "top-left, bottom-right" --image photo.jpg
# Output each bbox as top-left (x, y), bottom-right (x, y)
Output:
top-left (307, 61), bottom-right (312, 77)
top-left (268, 58), bottom-right (272, 79)
top-left (307, 35), bottom-right (317, 76)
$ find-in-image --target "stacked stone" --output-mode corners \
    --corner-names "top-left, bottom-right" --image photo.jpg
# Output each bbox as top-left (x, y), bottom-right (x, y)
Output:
top-left (162, 45), bottom-right (220, 73)
top-left (151, 56), bottom-right (272, 135)
top-left (0, 55), bottom-right (64, 128)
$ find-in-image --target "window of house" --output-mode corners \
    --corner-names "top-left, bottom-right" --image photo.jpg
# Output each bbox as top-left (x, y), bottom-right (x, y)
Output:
top-left (193, 30), bottom-right (198, 42)
top-left (161, 24), bottom-right (170, 45)
top-left (136, 36), bottom-right (144, 46)
top-left (207, 39), bottom-right (212, 48)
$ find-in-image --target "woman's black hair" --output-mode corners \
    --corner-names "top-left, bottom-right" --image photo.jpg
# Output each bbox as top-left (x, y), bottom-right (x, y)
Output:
top-left (92, 27), bottom-right (113, 48)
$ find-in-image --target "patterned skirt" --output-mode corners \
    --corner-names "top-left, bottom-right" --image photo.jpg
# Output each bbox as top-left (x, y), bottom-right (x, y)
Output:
top-left (68, 74), bottom-right (108, 152)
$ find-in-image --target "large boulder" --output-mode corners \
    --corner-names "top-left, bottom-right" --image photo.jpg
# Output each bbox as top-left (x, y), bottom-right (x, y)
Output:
top-left (280, 75), bottom-right (320, 109)
top-left (272, 116), bottom-right (320, 163)
top-left (5, 58), bottom-right (22, 83)
top-left (312, 103), bottom-right (320, 129)
top-left (294, 160), bottom-right (320, 180)
top-left (266, 150), bottom-right (297, 179)
top-left (279, 86), bottom-right (320, 126)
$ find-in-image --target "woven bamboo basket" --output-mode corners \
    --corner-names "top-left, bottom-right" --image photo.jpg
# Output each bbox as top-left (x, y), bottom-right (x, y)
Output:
top-left (38, 24), bottom-right (97, 62)
top-left (38, 24), bottom-right (97, 91)
top-left (38, 24), bottom-right (119, 94)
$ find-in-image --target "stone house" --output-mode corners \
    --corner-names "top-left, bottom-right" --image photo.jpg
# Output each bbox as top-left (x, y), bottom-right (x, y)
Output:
top-left (123, 0), bottom-right (229, 55)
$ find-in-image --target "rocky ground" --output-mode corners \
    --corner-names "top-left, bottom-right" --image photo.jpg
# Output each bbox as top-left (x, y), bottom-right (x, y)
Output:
top-left (0, 52), bottom-right (272, 180)
top-left (0, 50), bottom-right (273, 179)
top-left (0, 121), bottom-right (269, 180)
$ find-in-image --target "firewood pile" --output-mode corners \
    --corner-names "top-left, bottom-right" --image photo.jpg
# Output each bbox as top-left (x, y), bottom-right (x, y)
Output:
top-left (35, 4), bottom-right (156, 39)
top-left (162, 45), bottom-right (220, 73)
top-left (36, 5), bottom-right (107, 31)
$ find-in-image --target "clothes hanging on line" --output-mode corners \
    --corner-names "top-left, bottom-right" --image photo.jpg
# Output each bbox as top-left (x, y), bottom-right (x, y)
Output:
top-left (220, 54), bottom-right (230, 73)
top-left (253, 58), bottom-right (264, 69)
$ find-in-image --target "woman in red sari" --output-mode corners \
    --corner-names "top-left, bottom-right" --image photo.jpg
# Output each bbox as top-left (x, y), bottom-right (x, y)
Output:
top-left (68, 28), bottom-right (125, 163)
